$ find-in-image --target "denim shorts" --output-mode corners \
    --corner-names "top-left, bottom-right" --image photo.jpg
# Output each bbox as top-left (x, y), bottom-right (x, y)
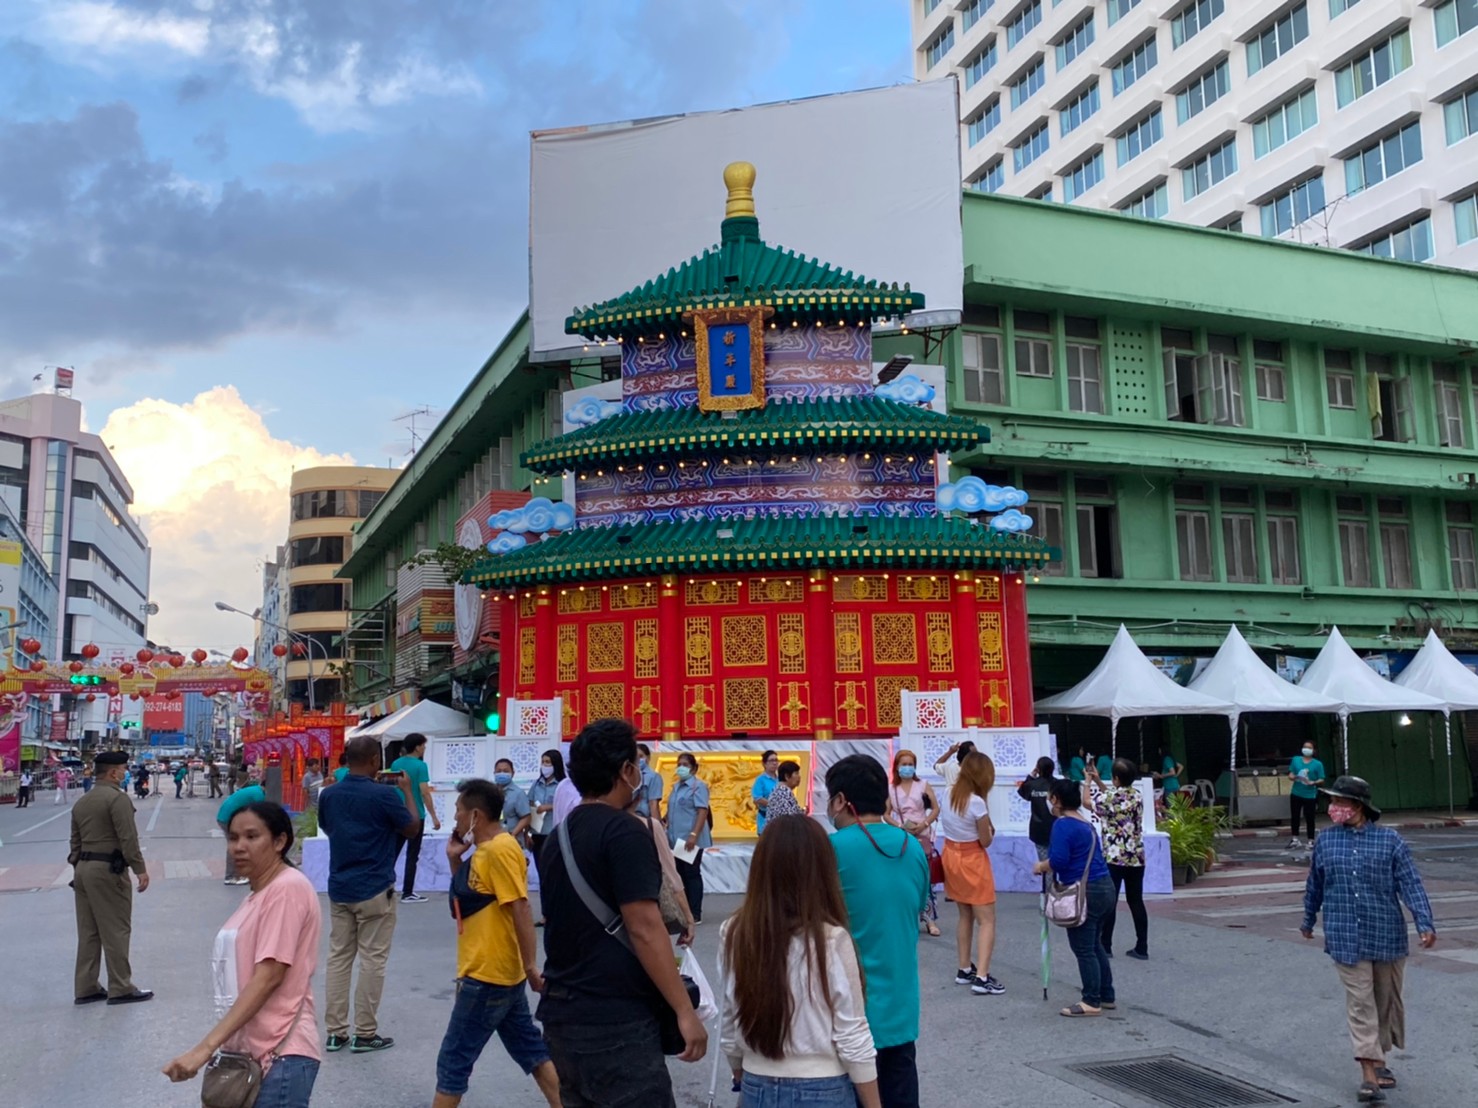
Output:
top-left (740, 1072), bottom-right (857, 1107)
top-left (258, 1055), bottom-right (319, 1108)
top-left (436, 977), bottom-right (550, 1096)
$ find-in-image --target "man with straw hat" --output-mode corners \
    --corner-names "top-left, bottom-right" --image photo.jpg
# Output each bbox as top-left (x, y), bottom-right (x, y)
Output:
top-left (1301, 775), bottom-right (1436, 1105)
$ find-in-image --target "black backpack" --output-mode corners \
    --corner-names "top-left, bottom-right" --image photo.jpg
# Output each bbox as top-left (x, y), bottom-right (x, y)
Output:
top-left (448, 855), bottom-right (498, 925)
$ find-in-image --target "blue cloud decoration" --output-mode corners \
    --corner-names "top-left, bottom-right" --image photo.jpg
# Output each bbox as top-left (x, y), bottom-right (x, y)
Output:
top-left (874, 372), bottom-right (936, 406)
top-left (935, 478), bottom-right (1033, 532)
top-left (987, 508), bottom-right (1034, 532)
top-left (564, 395), bottom-right (623, 429)
top-left (485, 497), bottom-right (576, 554)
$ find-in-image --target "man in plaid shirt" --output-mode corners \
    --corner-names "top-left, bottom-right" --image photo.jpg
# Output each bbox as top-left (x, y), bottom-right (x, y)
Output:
top-left (1302, 776), bottom-right (1436, 1105)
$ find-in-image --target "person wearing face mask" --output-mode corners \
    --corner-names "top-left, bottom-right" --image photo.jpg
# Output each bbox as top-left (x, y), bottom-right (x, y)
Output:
top-left (492, 759), bottom-right (533, 848)
top-left (1302, 776), bottom-right (1436, 1104)
top-left (826, 755), bottom-right (931, 1108)
top-left (430, 778), bottom-right (560, 1108)
top-left (752, 750), bottom-right (780, 834)
top-left (527, 750), bottom-right (565, 920)
top-left (1287, 741), bottom-right (1326, 850)
top-left (1033, 779), bottom-right (1115, 1018)
top-left (885, 751), bottom-right (940, 938)
top-left (636, 744), bottom-right (664, 820)
top-left (666, 752), bottom-right (712, 924)
top-left (537, 718), bottom-right (707, 1105)
top-left (766, 760), bottom-right (805, 819)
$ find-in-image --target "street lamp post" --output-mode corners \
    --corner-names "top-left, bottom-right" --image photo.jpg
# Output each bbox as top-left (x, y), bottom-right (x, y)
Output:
top-left (214, 601), bottom-right (331, 712)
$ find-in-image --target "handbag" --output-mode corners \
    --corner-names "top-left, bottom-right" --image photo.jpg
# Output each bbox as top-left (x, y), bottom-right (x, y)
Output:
top-left (1044, 820), bottom-right (1099, 929)
top-left (556, 816), bottom-right (700, 1055)
top-left (200, 1002), bottom-right (305, 1108)
top-left (927, 849), bottom-right (945, 887)
top-left (647, 817), bottom-right (690, 935)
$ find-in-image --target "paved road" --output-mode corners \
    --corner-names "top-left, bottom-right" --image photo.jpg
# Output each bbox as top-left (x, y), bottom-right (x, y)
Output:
top-left (2, 796), bottom-right (1476, 1107)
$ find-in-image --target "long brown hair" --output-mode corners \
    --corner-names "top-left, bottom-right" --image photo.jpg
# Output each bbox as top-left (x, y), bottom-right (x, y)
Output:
top-left (723, 815), bottom-right (854, 1060)
top-left (950, 751), bottom-right (996, 815)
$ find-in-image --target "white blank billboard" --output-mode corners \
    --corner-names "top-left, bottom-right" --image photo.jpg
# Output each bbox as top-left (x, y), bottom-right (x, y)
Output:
top-left (529, 81), bottom-right (963, 357)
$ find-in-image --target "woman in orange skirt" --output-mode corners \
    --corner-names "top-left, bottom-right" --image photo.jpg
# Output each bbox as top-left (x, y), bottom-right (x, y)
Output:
top-left (939, 752), bottom-right (1000, 996)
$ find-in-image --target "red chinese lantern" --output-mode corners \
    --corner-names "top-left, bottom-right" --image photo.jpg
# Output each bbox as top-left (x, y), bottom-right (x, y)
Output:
top-left (169, 654), bottom-right (185, 668)
top-left (166, 690), bottom-right (180, 700)
top-left (81, 643), bottom-right (100, 659)
top-left (231, 647), bottom-right (249, 663)
top-left (136, 648), bottom-right (154, 664)
top-left (19, 637), bottom-right (41, 655)
top-left (29, 660), bottom-right (45, 673)
top-left (291, 642), bottom-right (307, 658)
top-left (118, 662), bottom-right (135, 676)
top-left (201, 688), bottom-right (217, 698)
top-left (272, 644), bottom-right (288, 658)
top-left (68, 660), bottom-right (84, 673)
top-left (85, 693), bottom-right (97, 702)
top-left (191, 648), bottom-right (208, 664)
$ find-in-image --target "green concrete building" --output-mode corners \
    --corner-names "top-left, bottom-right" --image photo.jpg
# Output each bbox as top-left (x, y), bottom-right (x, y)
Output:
top-left (338, 189), bottom-right (1478, 808)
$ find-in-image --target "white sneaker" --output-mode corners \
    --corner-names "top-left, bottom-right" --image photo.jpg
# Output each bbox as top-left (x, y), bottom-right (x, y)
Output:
top-left (1286, 838), bottom-right (1302, 850)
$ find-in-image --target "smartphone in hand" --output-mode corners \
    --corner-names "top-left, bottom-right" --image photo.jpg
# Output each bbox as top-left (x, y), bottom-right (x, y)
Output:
top-left (376, 770), bottom-right (404, 784)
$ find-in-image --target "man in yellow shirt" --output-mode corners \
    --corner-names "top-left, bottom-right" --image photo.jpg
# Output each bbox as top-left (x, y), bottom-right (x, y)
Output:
top-left (432, 779), bottom-right (560, 1108)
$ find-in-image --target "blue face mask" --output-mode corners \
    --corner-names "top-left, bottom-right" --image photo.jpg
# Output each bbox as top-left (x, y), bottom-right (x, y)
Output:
top-left (540, 764), bottom-right (554, 778)
top-left (899, 764), bottom-right (916, 779)
top-left (675, 765), bottom-right (692, 780)
top-left (639, 758), bottom-right (648, 770)
top-left (493, 772), bottom-right (513, 787)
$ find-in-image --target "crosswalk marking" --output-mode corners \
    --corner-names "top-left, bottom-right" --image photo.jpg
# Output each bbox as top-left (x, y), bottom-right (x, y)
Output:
top-left (1173, 880), bottom-right (1309, 899)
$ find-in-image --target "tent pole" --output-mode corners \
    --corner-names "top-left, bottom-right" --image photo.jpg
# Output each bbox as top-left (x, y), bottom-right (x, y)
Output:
top-left (1340, 711), bottom-right (1350, 775)
top-left (1227, 711), bottom-right (1238, 820)
top-left (1446, 711), bottom-right (1454, 819)
top-left (1111, 714), bottom-right (1118, 760)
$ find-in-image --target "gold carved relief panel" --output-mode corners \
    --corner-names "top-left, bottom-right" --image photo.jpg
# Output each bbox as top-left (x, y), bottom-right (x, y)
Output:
top-left (752, 577), bottom-right (804, 604)
top-left (651, 749), bottom-right (811, 839)
top-left (722, 677), bottom-right (770, 731)
top-left (686, 579), bottom-right (740, 606)
top-left (777, 613), bottom-right (805, 674)
top-left (875, 676), bottom-right (920, 729)
top-left (721, 615), bottom-right (767, 667)
top-left (586, 682), bottom-right (625, 722)
top-left (685, 617), bottom-right (712, 677)
top-left (834, 574), bottom-right (889, 602)
top-left (871, 613), bottom-right (918, 665)
top-left (776, 680), bottom-right (810, 730)
top-left (556, 625), bottom-right (579, 684)
top-left (976, 574), bottom-right (1002, 603)
top-left (632, 685), bottom-right (660, 734)
top-left (926, 611), bottom-right (954, 672)
top-left (519, 626), bottom-right (537, 686)
top-left (634, 618), bottom-right (659, 678)
top-left (899, 574), bottom-right (946, 602)
top-left (611, 582), bottom-right (658, 610)
top-left (518, 593), bottom-right (537, 619)
top-left (978, 611), bottom-right (1004, 672)
top-left (835, 680), bottom-right (868, 731)
top-left (558, 588), bottom-right (603, 615)
top-left (586, 622), bottom-right (625, 672)
top-left (834, 612), bottom-right (862, 673)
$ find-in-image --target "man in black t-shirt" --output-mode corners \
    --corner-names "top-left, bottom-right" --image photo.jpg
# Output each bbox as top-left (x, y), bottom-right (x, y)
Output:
top-left (537, 718), bottom-right (706, 1106)
top-left (1016, 756), bottom-right (1058, 861)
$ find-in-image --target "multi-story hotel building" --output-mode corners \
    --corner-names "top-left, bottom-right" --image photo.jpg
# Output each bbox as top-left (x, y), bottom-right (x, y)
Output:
top-left (914, 0), bottom-right (1478, 267)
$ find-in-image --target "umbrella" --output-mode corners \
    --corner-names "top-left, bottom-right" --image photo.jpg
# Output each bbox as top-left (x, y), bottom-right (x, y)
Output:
top-left (1040, 874), bottom-right (1051, 1001)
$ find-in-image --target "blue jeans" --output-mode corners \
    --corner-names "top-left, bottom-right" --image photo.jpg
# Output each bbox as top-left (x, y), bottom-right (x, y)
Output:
top-left (1065, 876), bottom-right (1117, 1008)
top-left (742, 1073), bottom-right (857, 1107)
top-left (436, 977), bottom-right (551, 1096)
top-left (257, 1055), bottom-right (318, 1108)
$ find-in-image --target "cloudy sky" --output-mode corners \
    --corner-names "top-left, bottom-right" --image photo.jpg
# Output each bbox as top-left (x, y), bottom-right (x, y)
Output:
top-left (0, 0), bottom-right (911, 652)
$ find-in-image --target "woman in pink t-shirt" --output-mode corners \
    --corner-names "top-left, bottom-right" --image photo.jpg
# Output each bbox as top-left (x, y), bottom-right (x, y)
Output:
top-left (164, 801), bottom-right (322, 1106)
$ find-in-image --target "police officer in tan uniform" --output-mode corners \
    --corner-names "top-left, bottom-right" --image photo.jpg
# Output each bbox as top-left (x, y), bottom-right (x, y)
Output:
top-left (69, 750), bottom-right (152, 1005)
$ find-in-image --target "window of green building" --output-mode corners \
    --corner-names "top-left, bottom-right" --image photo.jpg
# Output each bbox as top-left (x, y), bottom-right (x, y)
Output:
top-left (1075, 477), bottom-right (1119, 577)
top-left (1065, 316), bottom-right (1104, 413)
top-left (1337, 495), bottom-right (1372, 587)
top-left (1014, 310), bottom-right (1054, 377)
top-left (1174, 482), bottom-right (1213, 581)
top-left (1162, 328), bottom-right (1244, 425)
top-left (1324, 349), bottom-right (1357, 409)
top-left (1266, 490), bottom-right (1302, 584)
top-left (1022, 472), bottom-right (1065, 575)
top-left (1447, 503), bottom-right (1477, 589)
top-left (1378, 498), bottom-right (1414, 588)
top-left (962, 329), bottom-right (1005, 404)
top-left (1368, 354), bottom-right (1415, 443)
top-left (1254, 340), bottom-right (1286, 401)
top-left (1434, 362), bottom-right (1466, 447)
top-left (1220, 487), bottom-right (1258, 583)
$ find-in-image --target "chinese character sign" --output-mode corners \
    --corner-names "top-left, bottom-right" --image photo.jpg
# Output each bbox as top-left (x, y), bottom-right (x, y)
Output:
top-left (693, 306), bottom-right (767, 412)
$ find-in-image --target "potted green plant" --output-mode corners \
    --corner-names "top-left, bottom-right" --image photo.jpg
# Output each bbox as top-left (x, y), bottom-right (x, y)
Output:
top-left (1162, 793), bottom-right (1222, 886)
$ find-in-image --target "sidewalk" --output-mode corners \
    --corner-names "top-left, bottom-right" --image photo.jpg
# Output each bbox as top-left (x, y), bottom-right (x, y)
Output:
top-left (1226, 809), bottom-right (1478, 838)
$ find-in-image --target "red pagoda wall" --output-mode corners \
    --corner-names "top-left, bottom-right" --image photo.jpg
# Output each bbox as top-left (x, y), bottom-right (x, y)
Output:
top-left (499, 569), bottom-right (1033, 740)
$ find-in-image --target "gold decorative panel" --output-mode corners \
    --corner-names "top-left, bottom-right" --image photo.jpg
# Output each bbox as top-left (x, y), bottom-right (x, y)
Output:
top-left (976, 574), bottom-right (1002, 603)
top-left (899, 575), bottom-right (946, 602)
top-left (926, 611), bottom-right (954, 672)
top-left (518, 593), bottom-right (537, 618)
top-left (834, 612), bottom-right (862, 674)
top-left (587, 622), bottom-right (624, 672)
top-left (872, 613), bottom-right (918, 665)
top-left (978, 611), bottom-right (1004, 672)
top-left (686, 579), bottom-right (740, 606)
top-left (777, 680), bottom-right (810, 730)
top-left (558, 689), bottom-right (581, 736)
top-left (558, 588), bottom-right (602, 615)
top-left (651, 748), bottom-right (812, 839)
top-left (983, 679), bottom-right (1011, 726)
top-left (632, 685), bottom-right (660, 735)
top-left (721, 615), bottom-right (767, 667)
top-left (519, 626), bottom-right (537, 686)
top-left (834, 574), bottom-right (889, 602)
top-left (611, 581), bottom-right (658, 610)
top-left (685, 617), bottom-right (712, 677)
top-left (556, 625), bottom-right (579, 684)
top-left (777, 613), bottom-right (805, 674)
top-left (634, 618), bottom-right (659, 678)
top-left (875, 676), bottom-right (920, 729)
top-left (835, 680), bottom-right (868, 731)
top-left (723, 678), bottom-right (770, 731)
top-left (753, 577), bottom-right (804, 604)
top-left (685, 683), bottom-right (717, 732)
top-left (587, 682), bottom-right (625, 721)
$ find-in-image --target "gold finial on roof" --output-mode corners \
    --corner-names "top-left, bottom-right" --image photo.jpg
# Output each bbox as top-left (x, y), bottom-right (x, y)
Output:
top-left (723, 161), bottom-right (757, 219)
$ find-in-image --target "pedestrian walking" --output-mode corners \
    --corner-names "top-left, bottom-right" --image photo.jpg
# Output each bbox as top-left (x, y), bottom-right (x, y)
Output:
top-left (68, 750), bottom-right (152, 1005)
top-left (317, 736), bottom-right (423, 1054)
top-left (1088, 758), bottom-right (1149, 960)
top-left (885, 750), bottom-right (940, 937)
top-left (766, 760), bottom-right (805, 818)
top-left (1301, 775), bottom-right (1436, 1104)
top-left (527, 748), bottom-right (564, 912)
top-left (207, 759), bottom-right (223, 799)
top-left (721, 815), bottom-right (881, 1108)
top-left (635, 743), bottom-right (664, 820)
top-left (1288, 741), bottom-right (1326, 849)
top-left (218, 782), bottom-right (267, 885)
top-left (430, 778), bottom-right (560, 1108)
top-left (302, 760), bottom-right (324, 808)
top-left (940, 752), bottom-right (1002, 996)
top-left (171, 762), bottom-right (185, 799)
top-left (389, 733), bottom-right (441, 903)
top-left (17, 769), bottom-right (32, 807)
top-left (825, 754), bottom-right (931, 1108)
top-left (536, 718), bottom-right (707, 1106)
top-left (235, 761), bottom-right (251, 793)
top-left (163, 801), bottom-right (322, 1105)
top-left (1033, 779), bottom-right (1115, 1018)
top-left (666, 751), bottom-right (711, 924)
top-left (1016, 756), bottom-right (1058, 862)
top-left (751, 749), bottom-right (780, 834)
top-left (81, 767), bottom-right (93, 794)
top-left (53, 766), bottom-right (71, 804)
top-left (492, 758), bottom-right (532, 846)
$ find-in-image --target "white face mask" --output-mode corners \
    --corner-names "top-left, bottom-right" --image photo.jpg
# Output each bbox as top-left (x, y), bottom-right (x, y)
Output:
top-left (1301, 748), bottom-right (1314, 758)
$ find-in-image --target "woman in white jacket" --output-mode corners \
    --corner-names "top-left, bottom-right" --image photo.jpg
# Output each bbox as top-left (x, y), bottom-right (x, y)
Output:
top-left (720, 815), bottom-right (880, 1108)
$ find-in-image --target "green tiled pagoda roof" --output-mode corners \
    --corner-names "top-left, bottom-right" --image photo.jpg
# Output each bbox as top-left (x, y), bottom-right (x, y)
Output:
top-left (522, 396), bottom-right (989, 473)
top-left (466, 516), bottom-right (1054, 589)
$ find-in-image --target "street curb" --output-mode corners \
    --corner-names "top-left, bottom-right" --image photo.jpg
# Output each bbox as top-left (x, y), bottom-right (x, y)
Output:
top-left (1224, 817), bottom-right (1478, 838)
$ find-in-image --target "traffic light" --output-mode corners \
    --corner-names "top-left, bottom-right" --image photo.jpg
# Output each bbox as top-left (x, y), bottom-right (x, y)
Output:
top-left (120, 720), bottom-right (140, 730)
top-left (483, 691), bottom-right (501, 734)
top-left (69, 673), bottom-right (104, 686)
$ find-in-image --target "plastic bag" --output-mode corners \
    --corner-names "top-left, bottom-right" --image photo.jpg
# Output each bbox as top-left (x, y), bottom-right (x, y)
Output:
top-left (680, 946), bottom-right (719, 1023)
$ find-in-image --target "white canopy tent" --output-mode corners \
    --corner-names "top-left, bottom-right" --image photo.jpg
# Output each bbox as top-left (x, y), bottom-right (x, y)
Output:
top-left (1295, 626), bottom-right (1446, 771)
top-left (1395, 630), bottom-right (1478, 814)
top-left (1034, 625), bottom-right (1235, 759)
top-left (352, 699), bottom-right (473, 742)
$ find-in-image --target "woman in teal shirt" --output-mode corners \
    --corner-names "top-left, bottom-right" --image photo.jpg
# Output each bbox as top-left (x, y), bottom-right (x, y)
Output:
top-left (1155, 748), bottom-right (1184, 804)
top-left (1287, 741), bottom-right (1325, 847)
